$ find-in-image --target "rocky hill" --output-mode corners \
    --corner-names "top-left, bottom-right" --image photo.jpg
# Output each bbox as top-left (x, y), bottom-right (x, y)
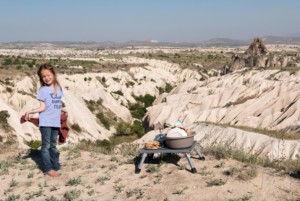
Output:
top-left (0, 57), bottom-right (204, 148)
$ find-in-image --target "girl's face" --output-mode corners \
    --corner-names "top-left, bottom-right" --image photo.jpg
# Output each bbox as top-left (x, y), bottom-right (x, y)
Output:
top-left (41, 69), bottom-right (55, 86)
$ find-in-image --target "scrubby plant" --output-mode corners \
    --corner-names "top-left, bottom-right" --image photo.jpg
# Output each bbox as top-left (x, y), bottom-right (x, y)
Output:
top-left (45, 196), bottom-right (60, 201)
top-left (63, 189), bottom-right (81, 201)
top-left (223, 166), bottom-right (238, 176)
top-left (4, 194), bottom-right (20, 201)
top-left (173, 186), bottom-right (188, 195)
top-left (112, 90), bottom-right (123, 96)
top-left (96, 112), bottom-right (110, 130)
top-left (129, 93), bottom-right (155, 119)
top-left (199, 166), bottom-right (213, 176)
top-left (74, 139), bottom-right (112, 154)
top-left (9, 179), bottom-right (18, 187)
top-left (157, 83), bottom-right (174, 94)
top-left (6, 87), bottom-right (13, 93)
top-left (237, 165), bottom-right (258, 180)
top-left (71, 123), bottom-right (81, 133)
top-left (84, 99), bottom-right (103, 112)
top-left (95, 176), bottom-right (110, 185)
top-left (66, 177), bottom-right (82, 186)
top-left (206, 178), bottom-right (227, 187)
top-left (116, 121), bottom-right (132, 136)
top-left (131, 120), bottom-right (144, 138)
top-left (129, 103), bottom-right (146, 119)
top-left (0, 110), bottom-right (11, 132)
top-left (125, 81), bottom-right (135, 87)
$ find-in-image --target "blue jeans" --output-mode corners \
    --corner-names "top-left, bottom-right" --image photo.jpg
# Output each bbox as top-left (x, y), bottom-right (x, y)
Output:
top-left (40, 127), bottom-right (61, 173)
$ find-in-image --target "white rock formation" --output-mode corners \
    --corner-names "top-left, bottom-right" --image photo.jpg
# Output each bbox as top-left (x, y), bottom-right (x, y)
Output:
top-left (141, 69), bottom-right (300, 159)
top-left (0, 56), bottom-right (204, 148)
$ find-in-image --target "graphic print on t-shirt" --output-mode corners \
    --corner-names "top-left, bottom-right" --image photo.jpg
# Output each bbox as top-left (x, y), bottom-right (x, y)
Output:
top-left (50, 93), bottom-right (62, 109)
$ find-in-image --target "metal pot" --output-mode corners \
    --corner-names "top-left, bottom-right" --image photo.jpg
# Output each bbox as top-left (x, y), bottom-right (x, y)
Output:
top-left (165, 135), bottom-right (194, 149)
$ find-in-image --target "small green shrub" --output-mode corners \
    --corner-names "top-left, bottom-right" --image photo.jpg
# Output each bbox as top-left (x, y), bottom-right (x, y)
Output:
top-left (164, 83), bottom-right (174, 93)
top-left (0, 110), bottom-right (11, 131)
top-left (116, 121), bottom-right (132, 136)
top-left (206, 178), bottom-right (226, 187)
top-left (112, 90), bottom-right (124, 96)
top-left (237, 165), bottom-right (257, 180)
top-left (71, 123), bottom-right (81, 133)
top-left (6, 87), bottom-right (13, 93)
top-left (96, 139), bottom-right (112, 152)
top-left (125, 81), bottom-right (135, 87)
top-left (75, 139), bottom-right (112, 154)
top-left (131, 120), bottom-right (144, 138)
top-left (63, 189), bottom-right (81, 201)
top-left (66, 177), bottom-right (82, 186)
top-left (96, 112), bottom-right (110, 130)
top-left (129, 103), bottom-right (146, 119)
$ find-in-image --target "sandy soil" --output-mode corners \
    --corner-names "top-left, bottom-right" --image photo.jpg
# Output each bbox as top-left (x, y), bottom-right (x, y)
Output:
top-left (0, 147), bottom-right (299, 201)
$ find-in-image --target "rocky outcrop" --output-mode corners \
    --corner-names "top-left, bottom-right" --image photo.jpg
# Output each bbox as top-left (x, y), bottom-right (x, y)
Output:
top-left (221, 38), bottom-right (300, 74)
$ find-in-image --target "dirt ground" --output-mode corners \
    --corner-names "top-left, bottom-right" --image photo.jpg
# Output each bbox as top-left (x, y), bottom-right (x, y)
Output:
top-left (0, 148), bottom-right (299, 201)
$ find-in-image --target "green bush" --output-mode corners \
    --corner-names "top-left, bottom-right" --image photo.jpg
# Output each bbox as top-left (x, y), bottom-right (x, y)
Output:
top-left (116, 121), bottom-right (132, 136)
top-left (84, 99), bottom-right (103, 112)
top-left (71, 123), bottom-right (81, 133)
top-left (131, 120), bottom-right (144, 138)
top-left (125, 81), bottom-right (135, 87)
top-left (129, 103), bottom-right (146, 119)
top-left (157, 83), bottom-right (174, 94)
top-left (115, 121), bottom-right (144, 137)
top-left (164, 83), bottom-right (174, 93)
top-left (0, 110), bottom-right (10, 131)
top-left (2, 58), bottom-right (13, 65)
top-left (112, 90), bottom-right (124, 96)
top-left (96, 139), bottom-right (111, 152)
top-left (6, 87), bottom-right (13, 93)
top-left (96, 112), bottom-right (110, 130)
top-left (129, 94), bottom-right (155, 119)
top-left (134, 94), bottom-right (155, 108)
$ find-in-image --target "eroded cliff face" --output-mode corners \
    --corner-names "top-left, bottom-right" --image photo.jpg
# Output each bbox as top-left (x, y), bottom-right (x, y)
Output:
top-left (140, 69), bottom-right (300, 159)
top-left (145, 69), bottom-right (300, 132)
top-left (0, 57), bottom-right (206, 147)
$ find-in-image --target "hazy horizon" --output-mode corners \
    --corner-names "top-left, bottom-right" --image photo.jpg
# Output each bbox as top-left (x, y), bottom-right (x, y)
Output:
top-left (0, 0), bottom-right (300, 43)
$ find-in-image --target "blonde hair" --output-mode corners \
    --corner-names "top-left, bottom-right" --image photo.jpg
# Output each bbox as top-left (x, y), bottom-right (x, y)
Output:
top-left (37, 63), bottom-right (62, 95)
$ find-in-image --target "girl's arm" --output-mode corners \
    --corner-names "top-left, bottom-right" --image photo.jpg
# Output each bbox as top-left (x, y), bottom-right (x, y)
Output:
top-left (25, 101), bottom-right (46, 120)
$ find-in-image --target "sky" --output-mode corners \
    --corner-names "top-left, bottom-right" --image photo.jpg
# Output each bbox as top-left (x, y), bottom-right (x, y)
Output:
top-left (0, 0), bottom-right (299, 43)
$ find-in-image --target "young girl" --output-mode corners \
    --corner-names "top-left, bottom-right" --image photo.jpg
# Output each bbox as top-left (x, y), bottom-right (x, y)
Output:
top-left (25, 64), bottom-right (63, 177)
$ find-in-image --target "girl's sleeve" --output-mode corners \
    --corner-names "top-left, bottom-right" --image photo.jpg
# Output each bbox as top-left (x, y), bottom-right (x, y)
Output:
top-left (37, 88), bottom-right (46, 102)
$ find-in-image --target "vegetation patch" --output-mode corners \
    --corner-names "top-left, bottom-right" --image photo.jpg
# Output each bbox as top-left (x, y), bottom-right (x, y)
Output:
top-left (129, 94), bottom-right (155, 119)
top-left (203, 122), bottom-right (300, 140)
top-left (96, 112), bottom-right (110, 130)
top-left (115, 120), bottom-right (144, 137)
top-left (157, 83), bottom-right (174, 94)
top-left (0, 110), bottom-right (12, 132)
top-left (71, 123), bottom-right (82, 133)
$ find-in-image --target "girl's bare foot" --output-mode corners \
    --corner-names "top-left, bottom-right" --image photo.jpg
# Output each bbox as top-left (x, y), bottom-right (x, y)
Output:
top-left (46, 170), bottom-right (61, 177)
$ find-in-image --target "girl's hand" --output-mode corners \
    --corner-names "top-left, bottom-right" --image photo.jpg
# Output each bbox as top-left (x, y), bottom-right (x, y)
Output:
top-left (25, 112), bottom-right (31, 121)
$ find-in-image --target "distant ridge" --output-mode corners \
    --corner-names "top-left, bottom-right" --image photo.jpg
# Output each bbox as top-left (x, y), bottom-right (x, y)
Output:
top-left (201, 38), bottom-right (250, 46)
top-left (1, 35), bottom-right (300, 49)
